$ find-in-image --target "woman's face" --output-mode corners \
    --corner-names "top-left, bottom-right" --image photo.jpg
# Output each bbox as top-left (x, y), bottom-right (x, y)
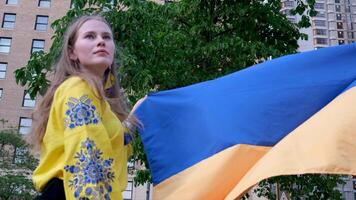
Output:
top-left (70, 19), bottom-right (115, 75)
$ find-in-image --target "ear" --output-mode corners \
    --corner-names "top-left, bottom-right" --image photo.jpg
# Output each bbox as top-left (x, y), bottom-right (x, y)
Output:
top-left (68, 46), bottom-right (78, 61)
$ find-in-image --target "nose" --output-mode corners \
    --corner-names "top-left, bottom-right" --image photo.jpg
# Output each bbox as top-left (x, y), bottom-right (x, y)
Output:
top-left (97, 36), bottom-right (105, 47)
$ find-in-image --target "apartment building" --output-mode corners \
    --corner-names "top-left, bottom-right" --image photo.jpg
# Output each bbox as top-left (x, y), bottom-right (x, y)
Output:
top-left (0, 1), bottom-right (151, 199)
top-left (339, 176), bottom-right (356, 200)
top-left (0, 0), bottom-right (69, 131)
top-left (282, 0), bottom-right (356, 51)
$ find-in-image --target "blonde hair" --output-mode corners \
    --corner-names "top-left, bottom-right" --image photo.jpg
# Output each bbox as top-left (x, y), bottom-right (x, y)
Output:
top-left (28, 15), bottom-right (136, 151)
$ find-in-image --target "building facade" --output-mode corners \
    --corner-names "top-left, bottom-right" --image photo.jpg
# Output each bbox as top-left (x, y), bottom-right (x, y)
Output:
top-left (0, 0), bottom-right (70, 132)
top-left (282, 0), bottom-right (356, 51)
top-left (0, 1), bottom-right (150, 199)
top-left (339, 176), bottom-right (356, 200)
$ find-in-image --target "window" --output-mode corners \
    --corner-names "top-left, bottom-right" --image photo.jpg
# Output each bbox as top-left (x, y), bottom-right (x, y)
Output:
top-left (283, 1), bottom-right (294, 7)
top-left (281, 9), bottom-right (292, 16)
top-left (0, 63), bottom-right (7, 79)
top-left (338, 40), bottom-right (345, 45)
top-left (6, 0), bottom-right (18, 5)
top-left (122, 180), bottom-right (133, 200)
top-left (335, 0), bottom-right (340, 3)
top-left (336, 14), bottom-right (342, 20)
top-left (22, 91), bottom-right (36, 107)
top-left (127, 161), bottom-right (135, 175)
top-left (2, 13), bottom-right (16, 29)
top-left (19, 117), bottom-right (32, 134)
top-left (353, 181), bottom-right (356, 190)
top-left (287, 17), bottom-right (296, 23)
top-left (335, 5), bottom-right (341, 12)
top-left (314, 20), bottom-right (326, 27)
top-left (35, 15), bottom-right (48, 31)
top-left (0, 37), bottom-right (12, 53)
top-left (346, 6), bottom-right (351, 12)
top-left (348, 15), bottom-right (352, 22)
top-left (38, 0), bottom-right (51, 8)
top-left (316, 38), bottom-right (328, 44)
top-left (348, 32), bottom-right (354, 39)
top-left (14, 147), bottom-right (28, 164)
top-left (338, 31), bottom-right (344, 38)
top-left (315, 12), bottom-right (325, 18)
top-left (337, 22), bottom-right (343, 29)
top-left (315, 3), bottom-right (325, 9)
top-left (31, 39), bottom-right (45, 53)
top-left (315, 29), bottom-right (327, 35)
top-left (0, 88), bottom-right (3, 100)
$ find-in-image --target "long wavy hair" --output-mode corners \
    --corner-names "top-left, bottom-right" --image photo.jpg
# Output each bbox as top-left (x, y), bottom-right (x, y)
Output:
top-left (28, 15), bottom-right (137, 152)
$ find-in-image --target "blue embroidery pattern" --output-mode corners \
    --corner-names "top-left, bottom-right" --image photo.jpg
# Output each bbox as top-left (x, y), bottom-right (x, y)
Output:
top-left (64, 95), bottom-right (100, 129)
top-left (64, 138), bottom-right (115, 200)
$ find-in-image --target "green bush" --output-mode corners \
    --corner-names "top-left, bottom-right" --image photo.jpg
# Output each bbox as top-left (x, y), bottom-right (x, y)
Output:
top-left (0, 129), bottom-right (38, 200)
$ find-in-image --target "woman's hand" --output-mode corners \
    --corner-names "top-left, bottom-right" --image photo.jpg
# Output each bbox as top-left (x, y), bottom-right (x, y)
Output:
top-left (123, 95), bottom-right (147, 129)
top-left (131, 95), bottom-right (147, 114)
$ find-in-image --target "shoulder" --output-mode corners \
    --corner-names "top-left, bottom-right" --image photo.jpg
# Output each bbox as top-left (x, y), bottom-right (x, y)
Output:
top-left (54, 76), bottom-right (98, 99)
top-left (57, 76), bottom-right (90, 94)
top-left (52, 76), bottom-right (102, 112)
top-left (52, 77), bottom-right (103, 129)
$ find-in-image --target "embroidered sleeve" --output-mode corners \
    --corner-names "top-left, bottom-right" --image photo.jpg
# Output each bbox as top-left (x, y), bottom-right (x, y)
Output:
top-left (64, 138), bottom-right (115, 200)
top-left (59, 83), bottom-right (116, 200)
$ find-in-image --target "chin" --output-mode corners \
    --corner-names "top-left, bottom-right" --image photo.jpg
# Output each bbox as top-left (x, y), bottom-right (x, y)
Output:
top-left (93, 60), bottom-right (112, 68)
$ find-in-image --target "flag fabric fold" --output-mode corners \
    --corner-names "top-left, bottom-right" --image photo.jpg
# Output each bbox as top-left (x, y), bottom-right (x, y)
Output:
top-left (134, 44), bottom-right (356, 199)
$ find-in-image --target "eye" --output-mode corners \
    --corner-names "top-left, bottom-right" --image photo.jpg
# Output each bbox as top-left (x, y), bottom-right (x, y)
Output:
top-left (103, 35), bottom-right (112, 40)
top-left (84, 34), bottom-right (95, 39)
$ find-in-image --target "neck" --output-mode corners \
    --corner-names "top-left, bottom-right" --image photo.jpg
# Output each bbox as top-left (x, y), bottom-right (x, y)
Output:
top-left (82, 66), bottom-right (106, 79)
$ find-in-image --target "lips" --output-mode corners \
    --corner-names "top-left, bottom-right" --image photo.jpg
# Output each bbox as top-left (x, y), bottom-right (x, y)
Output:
top-left (94, 49), bottom-right (109, 55)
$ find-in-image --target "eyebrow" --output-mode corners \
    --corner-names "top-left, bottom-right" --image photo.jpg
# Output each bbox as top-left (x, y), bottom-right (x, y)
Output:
top-left (83, 31), bottom-right (112, 35)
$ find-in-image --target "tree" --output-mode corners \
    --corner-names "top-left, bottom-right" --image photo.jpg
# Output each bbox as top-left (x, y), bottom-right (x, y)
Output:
top-left (253, 175), bottom-right (345, 200)
top-left (0, 128), bottom-right (38, 200)
top-left (15, 0), bottom-right (317, 100)
top-left (14, 0), bottom-right (346, 198)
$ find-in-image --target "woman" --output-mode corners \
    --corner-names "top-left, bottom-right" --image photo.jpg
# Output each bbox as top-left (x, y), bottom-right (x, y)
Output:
top-left (31, 15), bottom-right (135, 200)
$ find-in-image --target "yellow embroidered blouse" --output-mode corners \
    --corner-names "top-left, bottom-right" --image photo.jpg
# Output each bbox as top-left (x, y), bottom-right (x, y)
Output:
top-left (33, 76), bottom-right (130, 200)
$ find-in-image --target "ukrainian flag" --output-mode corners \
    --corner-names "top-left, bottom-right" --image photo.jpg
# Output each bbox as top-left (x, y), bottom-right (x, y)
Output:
top-left (134, 44), bottom-right (356, 199)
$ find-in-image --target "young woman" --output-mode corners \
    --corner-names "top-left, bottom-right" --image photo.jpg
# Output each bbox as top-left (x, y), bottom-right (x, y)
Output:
top-left (31, 15), bottom-right (135, 200)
